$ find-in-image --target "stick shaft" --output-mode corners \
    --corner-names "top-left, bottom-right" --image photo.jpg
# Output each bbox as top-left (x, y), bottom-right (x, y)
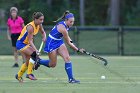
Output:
top-left (83, 51), bottom-right (108, 66)
top-left (39, 41), bottom-right (44, 52)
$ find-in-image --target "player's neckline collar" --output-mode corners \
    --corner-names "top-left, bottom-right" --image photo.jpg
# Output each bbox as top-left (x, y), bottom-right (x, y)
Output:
top-left (64, 21), bottom-right (69, 28)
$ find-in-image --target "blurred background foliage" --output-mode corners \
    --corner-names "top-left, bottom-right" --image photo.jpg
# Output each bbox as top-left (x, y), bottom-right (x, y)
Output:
top-left (0, 0), bottom-right (140, 26)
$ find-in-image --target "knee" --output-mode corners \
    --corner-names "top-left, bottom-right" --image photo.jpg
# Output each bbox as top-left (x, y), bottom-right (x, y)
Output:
top-left (25, 61), bottom-right (29, 65)
top-left (30, 51), bottom-right (37, 61)
top-left (49, 62), bottom-right (57, 68)
top-left (64, 56), bottom-right (70, 62)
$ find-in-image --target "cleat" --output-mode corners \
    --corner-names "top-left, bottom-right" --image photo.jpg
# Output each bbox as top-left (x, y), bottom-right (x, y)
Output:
top-left (69, 78), bottom-right (80, 84)
top-left (26, 74), bottom-right (37, 80)
top-left (12, 63), bottom-right (19, 67)
top-left (15, 74), bottom-right (23, 83)
top-left (34, 58), bottom-right (40, 70)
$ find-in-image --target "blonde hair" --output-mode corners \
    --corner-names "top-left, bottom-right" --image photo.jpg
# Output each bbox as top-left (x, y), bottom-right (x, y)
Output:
top-left (10, 7), bottom-right (18, 13)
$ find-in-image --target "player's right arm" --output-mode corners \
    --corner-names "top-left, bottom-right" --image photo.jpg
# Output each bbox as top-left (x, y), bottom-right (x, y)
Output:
top-left (26, 25), bottom-right (38, 52)
top-left (7, 26), bottom-right (11, 40)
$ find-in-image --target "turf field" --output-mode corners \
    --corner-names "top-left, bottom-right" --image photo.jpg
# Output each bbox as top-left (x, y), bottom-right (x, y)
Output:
top-left (0, 55), bottom-right (140, 93)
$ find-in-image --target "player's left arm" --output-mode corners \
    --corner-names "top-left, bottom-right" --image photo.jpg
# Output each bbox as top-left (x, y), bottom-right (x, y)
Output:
top-left (39, 24), bottom-right (46, 42)
top-left (58, 24), bottom-right (82, 52)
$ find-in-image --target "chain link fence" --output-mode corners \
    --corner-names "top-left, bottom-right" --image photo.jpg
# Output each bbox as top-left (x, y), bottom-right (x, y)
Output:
top-left (0, 26), bottom-right (140, 55)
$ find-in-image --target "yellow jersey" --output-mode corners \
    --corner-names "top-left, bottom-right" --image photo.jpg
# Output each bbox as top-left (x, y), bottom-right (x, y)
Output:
top-left (18, 21), bottom-right (40, 44)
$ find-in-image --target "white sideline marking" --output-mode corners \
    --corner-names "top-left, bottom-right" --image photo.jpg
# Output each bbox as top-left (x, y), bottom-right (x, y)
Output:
top-left (80, 81), bottom-right (137, 84)
top-left (0, 80), bottom-right (139, 85)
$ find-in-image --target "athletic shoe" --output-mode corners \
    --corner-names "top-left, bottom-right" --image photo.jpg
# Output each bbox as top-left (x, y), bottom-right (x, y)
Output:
top-left (69, 78), bottom-right (80, 84)
top-left (12, 63), bottom-right (19, 67)
top-left (34, 59), bottom-right (40, 70)
top-left (15, 74), bottom-right (23, 83)
top-left (26, 74), bottom-right (37, 80)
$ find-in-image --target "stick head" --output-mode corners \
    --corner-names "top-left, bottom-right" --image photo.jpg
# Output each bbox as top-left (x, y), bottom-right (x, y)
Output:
top-left (103, 59), bottom-right (108, 66)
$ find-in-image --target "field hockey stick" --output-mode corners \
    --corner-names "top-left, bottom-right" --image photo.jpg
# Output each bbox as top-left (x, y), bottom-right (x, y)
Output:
top-left (37, 41), bottom-right (44, 55)
top-left (83, 50), bottom-right (108, 66)
top-left (83, 51), bottom-right (136, 86)
top-left (33, 41), bottom-right (44, 70)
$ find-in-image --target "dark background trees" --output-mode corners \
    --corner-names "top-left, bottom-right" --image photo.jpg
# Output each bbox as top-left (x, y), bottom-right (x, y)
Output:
top-left (0, 0), bottom-right (140, 26)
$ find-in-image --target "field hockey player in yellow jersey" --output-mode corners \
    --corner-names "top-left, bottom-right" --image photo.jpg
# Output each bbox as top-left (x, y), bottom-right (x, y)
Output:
top-left (15, 12), bottom-right (46, 82)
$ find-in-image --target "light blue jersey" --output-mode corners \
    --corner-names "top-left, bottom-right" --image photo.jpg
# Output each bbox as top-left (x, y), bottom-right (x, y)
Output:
top-left (44, 21), bottom-right (69, 53)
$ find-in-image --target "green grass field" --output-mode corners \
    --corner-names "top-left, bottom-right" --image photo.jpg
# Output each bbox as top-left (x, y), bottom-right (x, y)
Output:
top-left (0, 55), bottom-right (140, 93)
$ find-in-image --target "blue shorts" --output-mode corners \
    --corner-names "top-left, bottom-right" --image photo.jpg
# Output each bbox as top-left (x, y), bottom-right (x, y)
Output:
top-left (44, 36), bottom-right (64, 53)
top-left (16, 40), bottom-right (28, 51)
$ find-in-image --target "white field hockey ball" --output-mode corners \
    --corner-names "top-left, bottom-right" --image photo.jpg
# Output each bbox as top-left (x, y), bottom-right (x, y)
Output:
top-left (101, 76), bottom-right (105, 79)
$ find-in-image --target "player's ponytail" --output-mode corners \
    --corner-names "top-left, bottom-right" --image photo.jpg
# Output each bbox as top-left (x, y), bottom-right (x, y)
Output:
top-left (53, 10), bottom-right (70, 22)
top-left (33, 12), bottom-right (44, 20)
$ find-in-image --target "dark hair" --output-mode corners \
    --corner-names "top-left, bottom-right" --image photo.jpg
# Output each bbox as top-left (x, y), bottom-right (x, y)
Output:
top-left (53, 10), bottom-right (70, 22)
top-left (32, 12), bottom-right (44, 20)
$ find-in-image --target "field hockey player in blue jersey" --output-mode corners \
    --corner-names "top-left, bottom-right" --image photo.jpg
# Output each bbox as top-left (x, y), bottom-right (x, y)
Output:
top-left (35, 10), bottom-right (85, 84)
